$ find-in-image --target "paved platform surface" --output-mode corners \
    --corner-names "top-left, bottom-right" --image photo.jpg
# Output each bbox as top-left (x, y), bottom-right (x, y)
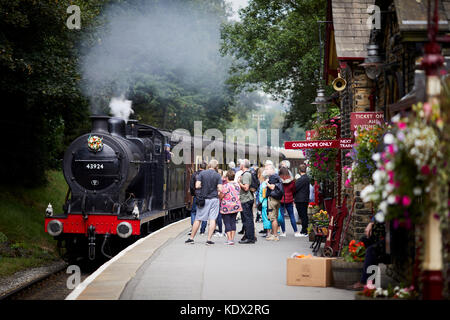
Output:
top-left (118, 218), bottom-right (355, 300)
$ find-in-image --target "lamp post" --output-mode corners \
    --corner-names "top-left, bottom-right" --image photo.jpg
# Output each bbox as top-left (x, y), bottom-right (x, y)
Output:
top-left (421, 0), bottom-right (444, 300)
top-left (252, 113), bottom-right (265, 147)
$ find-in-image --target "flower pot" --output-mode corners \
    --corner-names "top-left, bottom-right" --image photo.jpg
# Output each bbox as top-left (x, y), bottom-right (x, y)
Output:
top-left (331, 258), bottom-right (364, 289)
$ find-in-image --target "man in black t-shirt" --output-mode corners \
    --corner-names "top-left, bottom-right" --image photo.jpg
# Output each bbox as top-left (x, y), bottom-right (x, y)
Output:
top-left (186, 159), bottom-right (223, 245)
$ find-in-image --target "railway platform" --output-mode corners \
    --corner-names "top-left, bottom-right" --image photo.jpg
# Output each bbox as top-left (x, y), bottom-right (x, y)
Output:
top-left (66, 218), bottom-right (354, 300)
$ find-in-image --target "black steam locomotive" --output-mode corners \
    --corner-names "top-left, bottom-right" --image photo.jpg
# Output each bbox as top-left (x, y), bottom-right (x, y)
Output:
top-left (45, 115), bottom-right (301, 262)
top-left (45, 116), bottom-right (189, 261)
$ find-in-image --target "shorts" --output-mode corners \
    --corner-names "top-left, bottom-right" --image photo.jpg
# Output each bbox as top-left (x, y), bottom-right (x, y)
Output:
top-left (195, 198), bottom-right (219, 221)
top-left (267, 197), bottom-right (280, 222)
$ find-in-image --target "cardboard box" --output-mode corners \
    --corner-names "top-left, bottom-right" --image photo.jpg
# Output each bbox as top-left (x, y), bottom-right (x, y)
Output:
top-left (286, 257), bottom-right (335, 287)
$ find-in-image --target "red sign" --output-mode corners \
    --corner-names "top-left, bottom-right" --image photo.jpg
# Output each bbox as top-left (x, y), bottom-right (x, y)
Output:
top-left (284, 139), bottom-right (354, 150)
top-left (339, 138), bottom-right (353, 149)
top-left (350, 112), bottom-right (384, 131)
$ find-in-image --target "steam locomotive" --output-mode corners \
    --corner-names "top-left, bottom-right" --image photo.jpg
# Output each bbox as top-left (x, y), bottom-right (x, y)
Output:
top-left (44, 115), bottom-right (302, 262)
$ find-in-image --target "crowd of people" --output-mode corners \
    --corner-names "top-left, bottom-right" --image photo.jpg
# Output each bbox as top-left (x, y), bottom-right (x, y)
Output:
top-left (186, 158), bottom-right (313, 245)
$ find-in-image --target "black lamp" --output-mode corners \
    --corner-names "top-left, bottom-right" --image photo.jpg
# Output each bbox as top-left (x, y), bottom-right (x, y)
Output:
top-left (361, 36), bottom-right (383, 80)
top-left (311, 84), bottom-right (328, 113)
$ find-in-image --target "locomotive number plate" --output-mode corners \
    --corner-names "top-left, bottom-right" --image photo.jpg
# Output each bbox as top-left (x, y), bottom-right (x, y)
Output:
top-left (86, 163), bottom-right (104, 169)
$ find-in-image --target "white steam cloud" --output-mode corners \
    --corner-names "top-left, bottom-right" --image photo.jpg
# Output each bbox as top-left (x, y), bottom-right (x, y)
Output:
top-left (109, 95), bottom-right (134, 122)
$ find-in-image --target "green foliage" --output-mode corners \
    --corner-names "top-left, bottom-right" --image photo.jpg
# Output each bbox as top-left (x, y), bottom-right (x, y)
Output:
top-left (341, 240), bottom-right (366, 263)
top-left (220, 0), bottom-right (327, 129)
top-left (348, 126), bottom-right (384, 185)
top-left (0, 170), bottom-right (65, 277)
top-left (307, 121), bottom-right (338, 182)
top-left (0, 0), bottom-right (104, 186)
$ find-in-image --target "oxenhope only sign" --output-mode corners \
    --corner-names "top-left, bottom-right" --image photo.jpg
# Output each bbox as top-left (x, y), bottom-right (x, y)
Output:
top-left (284, 138), bottom-right (353, 150)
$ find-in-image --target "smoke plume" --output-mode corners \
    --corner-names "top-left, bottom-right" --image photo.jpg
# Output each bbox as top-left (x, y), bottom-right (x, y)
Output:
top-left (78, 0), bottom-right (230, 119)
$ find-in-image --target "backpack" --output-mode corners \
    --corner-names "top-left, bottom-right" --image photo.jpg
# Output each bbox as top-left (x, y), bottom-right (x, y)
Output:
top-left (189, 171), bottom-right (199, 196)
top-left (268, 176), bottom-right (284, 200)
top-left (245, 170), bottom-right (260, 192)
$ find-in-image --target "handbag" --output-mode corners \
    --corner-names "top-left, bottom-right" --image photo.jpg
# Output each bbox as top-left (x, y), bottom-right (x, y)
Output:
top-left (195, 187), bottom-right (206, 208)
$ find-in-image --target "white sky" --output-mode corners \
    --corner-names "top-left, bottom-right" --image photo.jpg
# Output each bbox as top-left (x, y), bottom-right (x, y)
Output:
top-left (226, 0), bottom-right (283, 110)
top-left (227, 0), bottom-right (248, 21)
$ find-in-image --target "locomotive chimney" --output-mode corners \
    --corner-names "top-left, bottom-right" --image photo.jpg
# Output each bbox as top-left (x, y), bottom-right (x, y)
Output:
top-left (108, 117), bottom-right (126, 138)
top-left (91, 115), bottom-right (110, 134)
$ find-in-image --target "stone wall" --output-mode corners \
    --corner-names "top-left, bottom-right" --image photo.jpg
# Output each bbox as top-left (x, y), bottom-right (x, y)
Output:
top-left (340, 62), bottom-right (374, 244)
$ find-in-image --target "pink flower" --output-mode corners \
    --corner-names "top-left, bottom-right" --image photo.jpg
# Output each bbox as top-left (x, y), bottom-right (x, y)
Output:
top-left (366, 280), bottom-right (376, 290)
top-left (423, 102), bottom-right (432, 117)
top-left (421, 165), bottom-right (430, 175)
top-left (388, 171), bottom-right (394, 183)
top-left (330, 119), bottom-right (335, 123)
top-left (345, 179), bottom-right (351, 187)
top-left (402, 196), bottom-right (411, 207)
top-left (388, 145), bottom-right (395, 155)
top-left (397, 122), bottom-right (407, 130)
top-left (314, 162), bottom-right (318, 167)
top-left (332, 124), bottom-right (338, 128)
top-left (395, 195), bottom-right (402, 204)
top-left (345, 152), bottom-right (351, 157)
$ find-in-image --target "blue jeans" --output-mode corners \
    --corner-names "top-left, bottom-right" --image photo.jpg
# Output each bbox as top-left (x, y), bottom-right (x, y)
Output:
top-left (280, 203), bottom-right (298, 233)
top-left (191, 197), bottom-right (207, 232)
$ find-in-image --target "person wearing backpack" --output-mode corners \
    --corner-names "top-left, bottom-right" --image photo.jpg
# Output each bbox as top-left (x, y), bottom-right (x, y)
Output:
top-left (264, 164), bottom-right (284, 241)
top-left (294, 164), bottom-right (310, 237)
top-left (188, 162), bottom-right (207, 235)
top-left (237, 159), bottom-right (256, 244)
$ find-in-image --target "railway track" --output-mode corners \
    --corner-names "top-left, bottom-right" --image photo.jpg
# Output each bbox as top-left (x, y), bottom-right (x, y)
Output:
top-left (0, 262), bottom-right (94, 300)
top-left (2, 216), bottom-right (188, 300)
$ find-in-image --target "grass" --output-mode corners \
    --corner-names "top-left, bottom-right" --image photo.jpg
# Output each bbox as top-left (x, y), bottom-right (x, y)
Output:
top-left (0, 170), bottom-right (67, 278)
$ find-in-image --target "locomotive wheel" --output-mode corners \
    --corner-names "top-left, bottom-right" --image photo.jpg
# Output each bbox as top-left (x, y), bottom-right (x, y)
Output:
top-left (323, 246), bottom-right (334, 257)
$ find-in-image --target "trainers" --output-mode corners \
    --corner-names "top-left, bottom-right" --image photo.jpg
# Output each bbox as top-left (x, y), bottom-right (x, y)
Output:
top-left (206, 240), bottom-right (215, 245)
top-left (200, 232), bottom-right (205, 236)
top-left (280, 232), bottom-right (286, 237)
top-left (185, 238), bottom-right (194, 244)
top-left (266, 235), bottom-right (275, 241)
top-left (299, 233), bottom-right (309, 237)
top-left (294, 232), bottom-right (301, 237)
top-left (272, 236), bottom-right (280, 241)
top-left (225, 240), bottom-right (234, 245)
top-left (213, 232), bottom-right (223, 237)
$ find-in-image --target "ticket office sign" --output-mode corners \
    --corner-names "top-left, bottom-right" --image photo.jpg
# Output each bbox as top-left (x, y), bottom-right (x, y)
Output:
top-left (350, 112), bottom-right (384, 131)
top-left (284, 139), bottom-right (353, 150)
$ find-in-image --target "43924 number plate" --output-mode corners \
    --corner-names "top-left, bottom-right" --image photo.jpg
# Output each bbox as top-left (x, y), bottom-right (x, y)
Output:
top-left (86, 163), bottom-right (104, 169)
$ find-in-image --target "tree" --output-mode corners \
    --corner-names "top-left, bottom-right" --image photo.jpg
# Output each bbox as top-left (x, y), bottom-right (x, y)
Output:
top-left (0, 1), bottom-right (108, 186)
top-left (220, 0), bottom-right (327, 130)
